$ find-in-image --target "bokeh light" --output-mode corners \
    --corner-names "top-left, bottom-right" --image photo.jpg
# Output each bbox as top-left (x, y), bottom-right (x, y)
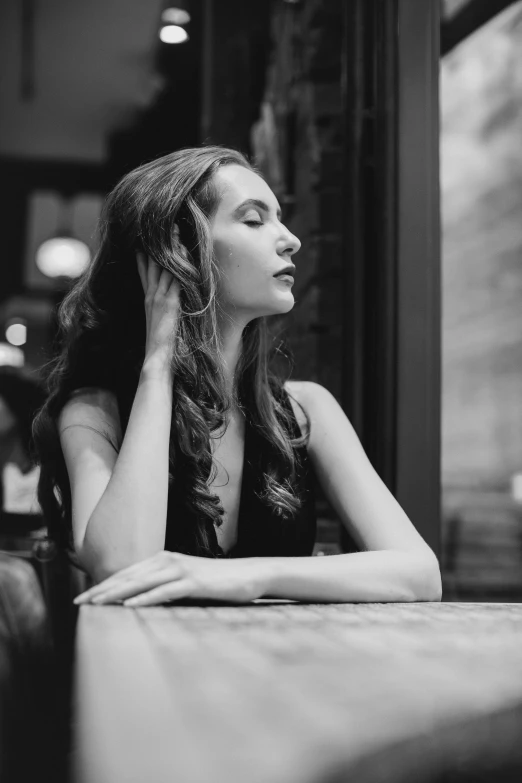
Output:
top-left (35, 236), bottom-right (91, 278)
top-left (5, 321), bottom-right (27, 347)
top-left (0, 343), bottom-right (24, 367)
top-left (161, 8), bottom-right (191, 25)
top-left (159, 25), bottom-right (189, 44)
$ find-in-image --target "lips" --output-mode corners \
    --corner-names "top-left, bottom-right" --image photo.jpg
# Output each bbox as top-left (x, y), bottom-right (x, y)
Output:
top-left (273, 264), bottom-right (296, 278)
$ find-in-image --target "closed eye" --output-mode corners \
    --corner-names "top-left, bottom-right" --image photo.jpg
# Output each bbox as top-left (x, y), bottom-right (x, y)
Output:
top-left (244, 220), bottom-right (263, 227)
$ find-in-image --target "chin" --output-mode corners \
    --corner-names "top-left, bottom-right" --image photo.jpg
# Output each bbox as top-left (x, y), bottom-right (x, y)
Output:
top-left (228, 294), bottom-right (295, 321)
top-left (263, 294), bottom-right (295, 317)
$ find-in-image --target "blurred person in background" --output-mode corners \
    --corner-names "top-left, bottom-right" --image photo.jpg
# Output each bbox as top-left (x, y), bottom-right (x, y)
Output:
top-left (0, 369), bottom-right (60, 783)
top-left (0, 366), bottom-right (45, 524)
top-left (32, 144), bottom-right (441, 607)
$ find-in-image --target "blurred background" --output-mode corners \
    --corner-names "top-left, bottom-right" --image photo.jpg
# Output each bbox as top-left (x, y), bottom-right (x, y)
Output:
top-left (0, 0), bottom-right (521, 606)
top-left (441, 0), bottom-right (522, 601)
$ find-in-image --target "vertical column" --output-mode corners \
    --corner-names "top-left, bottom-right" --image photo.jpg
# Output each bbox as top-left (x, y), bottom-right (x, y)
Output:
top-left (395, 0), bottom-right (441, 555)
top-left (340, 0), bottom-right (441, 555)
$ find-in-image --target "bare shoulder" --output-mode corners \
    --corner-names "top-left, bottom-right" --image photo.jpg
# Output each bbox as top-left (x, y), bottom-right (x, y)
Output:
top-left (284, 380), bottom-right (347, 441)
top-left (58, 386), bottom-right (122, 447)
top-left (283, 380), bottom-right (330, 438)
top-left (283, 380), bottom-right (334, 413)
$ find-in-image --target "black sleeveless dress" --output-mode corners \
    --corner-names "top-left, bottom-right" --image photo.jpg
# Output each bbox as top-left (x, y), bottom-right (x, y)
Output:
top-left (224, 388), bottom-right (317, 559)
top-left (164, 387), bottom-right (317, 558)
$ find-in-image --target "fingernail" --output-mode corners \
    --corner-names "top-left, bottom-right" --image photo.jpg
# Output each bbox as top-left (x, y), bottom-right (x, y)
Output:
top-left (74, 594), bottom-right (91, 604)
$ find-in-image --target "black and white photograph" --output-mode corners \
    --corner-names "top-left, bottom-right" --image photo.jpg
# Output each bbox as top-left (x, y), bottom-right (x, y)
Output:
top-left (1, 1), bottom-right (522, 781)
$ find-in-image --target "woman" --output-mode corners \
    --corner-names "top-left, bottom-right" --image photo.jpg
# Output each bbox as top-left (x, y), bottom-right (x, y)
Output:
top-left (32, 145), bottom-right (441, 606)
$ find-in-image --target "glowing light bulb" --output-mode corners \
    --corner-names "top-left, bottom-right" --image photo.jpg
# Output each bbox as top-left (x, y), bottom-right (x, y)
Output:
top-left (35, 237), bottom-right (91, 278)
top-left (5, 322), bottom-right (27, 347)
top-left (0, 343), bottom-right (24, 367)
top-left (161, 8), bottom-right (191, 25)
top-left (159, 25), bottom-right (189, 44)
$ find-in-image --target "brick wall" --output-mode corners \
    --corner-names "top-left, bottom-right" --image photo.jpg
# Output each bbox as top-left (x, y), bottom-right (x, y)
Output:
top-left (247, 0), bottom-right (345, 549)
top-left (250, 0), bottom-right (344, 401)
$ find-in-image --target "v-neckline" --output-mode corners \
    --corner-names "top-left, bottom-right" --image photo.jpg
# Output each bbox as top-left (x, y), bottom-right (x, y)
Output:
top-left (219, 410), bottom-right (249, 557)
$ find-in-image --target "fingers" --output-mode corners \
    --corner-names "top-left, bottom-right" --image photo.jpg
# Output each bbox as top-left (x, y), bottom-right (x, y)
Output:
top-left (157, 267), bottom-right (176, 296)
top-left (136, 252), bottom-right (161, 294)
top-left (168, 274), bottom-right (181, 294)
top-left (74, 553), bottom-right (182, 604)
top-left (136, 253), bottom-right (179, 297)
top-left (75, 561), bottom-right (150, 603)
top-left (146, 253), bottom-right (160, 291)
top-left (88, 571), bottom-right (182, 604)
top-left (136, 251), bottom-right (147, 293)
top-left (124, 579), bottom-right (193, 607)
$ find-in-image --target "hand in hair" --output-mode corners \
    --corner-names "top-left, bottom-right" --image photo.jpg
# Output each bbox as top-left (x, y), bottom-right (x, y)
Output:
top-left (136, 247), bottom-right (181, 370)
top-left (73, 550), bottom-right (268, 606)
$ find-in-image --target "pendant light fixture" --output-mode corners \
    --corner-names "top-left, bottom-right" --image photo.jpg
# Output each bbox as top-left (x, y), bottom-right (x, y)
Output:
top-left (159, 2), bottom-right (191, 44)
top-left (35, 197), bottom-right (91, 281)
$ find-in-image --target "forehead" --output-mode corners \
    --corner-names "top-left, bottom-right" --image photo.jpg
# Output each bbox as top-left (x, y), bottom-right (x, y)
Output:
top-left (212, 165), bottom-right (278, 212)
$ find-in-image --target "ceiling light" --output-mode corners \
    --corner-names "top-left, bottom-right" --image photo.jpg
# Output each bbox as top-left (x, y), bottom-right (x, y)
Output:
top-left (5, 320), bottom-right (27, 347)
top-left (35, 236), bottom-right (91, 278)
top-left (159, 25), bottom-right (189, 44)
top-left (0, 343), bottom-right (24, 367)
top-left (161, 8), bottom-right (191, 25)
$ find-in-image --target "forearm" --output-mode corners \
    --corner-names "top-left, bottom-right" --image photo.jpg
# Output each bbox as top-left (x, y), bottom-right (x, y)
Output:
top-left (256, 550), bottom-right (442, 603)
top-left (81, 357), bottom-right (173, 581)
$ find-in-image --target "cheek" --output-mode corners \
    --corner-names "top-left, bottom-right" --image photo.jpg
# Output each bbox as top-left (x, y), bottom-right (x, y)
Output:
top-left (213, 236), bottom-right (239, 275)
top-left (213, 235), bottom-right (264, 278)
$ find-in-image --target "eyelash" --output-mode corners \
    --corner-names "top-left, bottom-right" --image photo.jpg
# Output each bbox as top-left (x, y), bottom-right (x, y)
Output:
top-left (244, 220), bottom-right (263, 228)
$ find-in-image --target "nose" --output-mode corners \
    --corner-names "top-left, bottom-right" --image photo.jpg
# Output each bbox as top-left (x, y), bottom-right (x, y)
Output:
top-left (278, 225), bottom-right (301, 256)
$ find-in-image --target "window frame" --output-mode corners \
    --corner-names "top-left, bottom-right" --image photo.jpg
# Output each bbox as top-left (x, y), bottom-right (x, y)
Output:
top-left (341, 0), bottom-right (441, 556)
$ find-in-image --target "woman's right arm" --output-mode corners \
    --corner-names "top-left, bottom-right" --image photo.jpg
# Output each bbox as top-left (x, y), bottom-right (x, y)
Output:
top-left (59, 252), bottom-right (181, 583)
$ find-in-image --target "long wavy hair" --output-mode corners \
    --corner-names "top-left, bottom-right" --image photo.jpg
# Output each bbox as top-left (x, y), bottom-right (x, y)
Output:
top-left (32, 145), bottom-right (310, 563)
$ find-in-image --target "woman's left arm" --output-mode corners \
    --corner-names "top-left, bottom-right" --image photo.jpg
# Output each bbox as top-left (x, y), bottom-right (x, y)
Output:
top-left (259, 381), bottom-right (442, 603)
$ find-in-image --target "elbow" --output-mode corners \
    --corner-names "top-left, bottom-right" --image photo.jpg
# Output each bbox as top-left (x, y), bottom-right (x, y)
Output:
top-left (77, 524), bottom-right (164, 584)
top-left (408, 553), bottom-right (443, 602)
top-left (76, 549), bottom-right (118, 585)
top-left (82, 557), bottom-right (138, 585)
top-left (88, 561), bottom-right (123, 585)
top-left (77, 541), bottom-right (139, 585)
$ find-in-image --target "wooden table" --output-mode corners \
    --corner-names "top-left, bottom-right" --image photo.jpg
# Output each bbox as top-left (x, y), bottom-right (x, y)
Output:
top-left (73, 601), bottom-right (522, 783)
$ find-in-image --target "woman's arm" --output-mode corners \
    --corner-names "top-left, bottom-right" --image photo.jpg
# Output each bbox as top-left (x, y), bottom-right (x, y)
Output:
top-left (271, 381), bottom-right (442, 602)
top-left (73, 547), bottom-right (440, 606)
top-left (60, 254), bottom-right (181, 584)
top-left (59, 358), bottom-right (173, 583)
top-left (258, 550), bottom-right (440, 603)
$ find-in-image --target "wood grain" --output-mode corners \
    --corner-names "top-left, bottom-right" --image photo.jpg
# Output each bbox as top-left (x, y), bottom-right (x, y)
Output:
top-left (74, 601), bottom-right (522, 783)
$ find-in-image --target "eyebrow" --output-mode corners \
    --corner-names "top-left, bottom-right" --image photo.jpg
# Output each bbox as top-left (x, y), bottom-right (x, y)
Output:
top-left (232, 198), bottom-right (282, 221)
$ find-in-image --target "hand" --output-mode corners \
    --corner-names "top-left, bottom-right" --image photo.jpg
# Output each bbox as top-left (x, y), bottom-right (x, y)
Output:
top-left (136, 245), bottom-right (181, 367)
top-left (73, 551), bottom-right (268, 607)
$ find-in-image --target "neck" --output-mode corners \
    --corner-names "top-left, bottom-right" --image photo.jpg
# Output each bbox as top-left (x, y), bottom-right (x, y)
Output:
top-left (217, 309), bottom-right (252, 404)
